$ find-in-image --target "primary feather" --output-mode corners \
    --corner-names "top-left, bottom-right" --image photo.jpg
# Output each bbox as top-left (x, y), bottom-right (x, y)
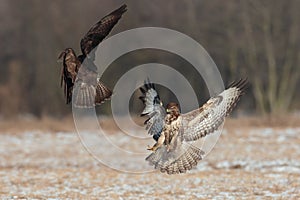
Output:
top-left (140, 78), bottom-right (248, 174)
top-left (58, 4), bottom-right (127, 107)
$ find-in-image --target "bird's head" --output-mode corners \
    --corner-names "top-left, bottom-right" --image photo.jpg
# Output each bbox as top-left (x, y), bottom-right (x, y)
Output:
top-left (57, 48), bottom-right (75, 62)
top-left (166, 102), bottom-right (180, 115)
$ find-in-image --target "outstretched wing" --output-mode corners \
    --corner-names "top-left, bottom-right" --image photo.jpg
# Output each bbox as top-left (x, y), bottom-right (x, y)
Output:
top-left (80, 4), bottom-right (127, 58)
top-left (139, 79), bottom-right (166, 141)
top-left (58, 5), bottom-right (124, 107)
top-left (182, 78), bottom-right (248, 141)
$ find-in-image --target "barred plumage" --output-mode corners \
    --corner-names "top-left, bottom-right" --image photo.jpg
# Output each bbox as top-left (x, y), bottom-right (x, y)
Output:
top-left (58, 5), bottom-right (126, 107)
top-left (141, 78), bottom-right (247, 174)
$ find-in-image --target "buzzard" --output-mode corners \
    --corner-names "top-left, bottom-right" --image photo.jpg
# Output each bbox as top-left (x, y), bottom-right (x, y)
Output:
top-left (139, 79), bottom-right (247, 174)
top-left (58, 4), bottom-right (127, 107)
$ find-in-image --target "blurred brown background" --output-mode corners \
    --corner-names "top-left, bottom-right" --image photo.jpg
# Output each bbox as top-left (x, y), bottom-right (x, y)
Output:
top-left (0, 0), bottom-right (299, 119)
top-left (0, 1), bottom-right (299, 198)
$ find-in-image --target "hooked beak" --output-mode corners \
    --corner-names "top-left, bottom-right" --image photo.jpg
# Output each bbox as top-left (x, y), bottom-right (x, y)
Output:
top-left (166, 109), bottom-right (170, 113)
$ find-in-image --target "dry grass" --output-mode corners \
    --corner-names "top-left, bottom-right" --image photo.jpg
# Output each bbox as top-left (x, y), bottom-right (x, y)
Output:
top-left (0, 115), bottom-right (299, 198)
top-left (0, 116), bottom-right (76, 134)
top-left (0, 114), bottom-right (299, 134)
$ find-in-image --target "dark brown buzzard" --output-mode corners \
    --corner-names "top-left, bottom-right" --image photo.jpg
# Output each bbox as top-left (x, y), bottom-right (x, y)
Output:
top-left (140, 79), bottom-right (248, 174)
top-left (58, 4), bottom-right (127, 107)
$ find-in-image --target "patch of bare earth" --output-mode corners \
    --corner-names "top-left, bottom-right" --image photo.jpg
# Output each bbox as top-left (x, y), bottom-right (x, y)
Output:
top-left (0, 117), bottom-right (299, 199)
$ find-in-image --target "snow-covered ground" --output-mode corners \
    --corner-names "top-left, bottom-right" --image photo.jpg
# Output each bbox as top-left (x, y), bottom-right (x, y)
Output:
top-left (0, 127), bottom-right (299, 199)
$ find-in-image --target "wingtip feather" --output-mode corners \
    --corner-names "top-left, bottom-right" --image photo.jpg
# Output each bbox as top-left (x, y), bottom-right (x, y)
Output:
top-left (110, 4), bottom-right (127, 16)
top-left (227, 78), bottom-right (249, 93)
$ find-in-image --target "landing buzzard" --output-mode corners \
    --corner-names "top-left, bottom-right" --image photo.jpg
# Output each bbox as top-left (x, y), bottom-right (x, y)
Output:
top-left (58, 4), bottom-right (127, 107)
top-left (140, 79), bottom-right (247, 174)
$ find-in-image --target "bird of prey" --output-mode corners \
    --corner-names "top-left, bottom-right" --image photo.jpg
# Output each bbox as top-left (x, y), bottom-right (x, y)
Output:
top-left (58, 4), bottom-right (127, 108)
top-left (139, 79), bottom-right (247, 174)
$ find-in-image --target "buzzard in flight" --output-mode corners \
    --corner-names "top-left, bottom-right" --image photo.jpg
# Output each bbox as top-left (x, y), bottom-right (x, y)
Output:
top-left (140, 79), bottom-right (247, 174)
top-left (58, 4), bottom-right (127, 107)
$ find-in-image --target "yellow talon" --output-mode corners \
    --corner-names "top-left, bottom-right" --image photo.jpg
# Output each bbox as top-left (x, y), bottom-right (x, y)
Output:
top-left (147, 145), bottom-right (154, 151)
top-left (147, 144), bottom-right (159, 151)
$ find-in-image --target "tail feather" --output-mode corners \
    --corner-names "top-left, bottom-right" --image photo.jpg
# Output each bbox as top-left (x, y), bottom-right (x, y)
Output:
top-left (73, 83), bottom-right (96, 108)
top-left (165, 145), bottom-right (204, 174)
top-left (176, 159), bottom-right (186, 173)
top-left (95, 81), bottom-right (112, 105)
top-left (160, 158), bottom-right (173, 173)
top-left (145, 150), bottom-right (162, 166)
top-left (172, 162), bottom-right (180, 174)
top-left (82, 86), bottom-right (87, 106)
top-left (181, 151), bottom-right (192, 170)
top-left (88, 87), bottom-right (96, 105)
top-left (72, 80), bottom-right (112, 108)
top-left (146, 144), bottom-right (205, 174)
top-left (166, 163), bottom-right (175, 175)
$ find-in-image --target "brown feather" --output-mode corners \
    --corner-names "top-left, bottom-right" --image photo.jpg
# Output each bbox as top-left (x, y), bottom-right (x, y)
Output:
top-left (95, 81), bottom-right (112, 105)
top-left (144, 79), bottom-right (247, 174)
top-left (80, 4), bottom-right (127, 57)
top-left (58, 5), bottom-right (126, 107)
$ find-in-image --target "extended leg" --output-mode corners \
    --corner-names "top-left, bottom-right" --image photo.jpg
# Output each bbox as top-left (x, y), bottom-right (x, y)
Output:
top-left (147, 132), bottom-right (165, 151)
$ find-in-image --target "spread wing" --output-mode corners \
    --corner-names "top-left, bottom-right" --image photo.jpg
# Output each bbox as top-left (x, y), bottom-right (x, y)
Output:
top-left (58, 5), bottom-right (124, 107)
top-left (182, 78), bottom-right (248, 141)
top-left (80, 4), bottom-right (127, 58)
top-left (139, 79), bottom-right (166, 141)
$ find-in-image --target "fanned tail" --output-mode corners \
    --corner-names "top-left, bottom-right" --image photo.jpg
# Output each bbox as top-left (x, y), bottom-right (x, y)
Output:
top-left (145, 144), bottom-right (204, 174)
top-left (73, 83), bottom-right (96, 108)
top-left (164, 145), bottom-right (204, 174)
top-left (95, 81), bottom-right (112, 105)
top-left (72, 80), bottom-right (112, 108)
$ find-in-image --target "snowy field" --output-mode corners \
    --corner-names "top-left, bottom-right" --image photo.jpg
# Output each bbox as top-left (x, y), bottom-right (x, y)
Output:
top-left (0, 125), bottom-right (300, 199)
